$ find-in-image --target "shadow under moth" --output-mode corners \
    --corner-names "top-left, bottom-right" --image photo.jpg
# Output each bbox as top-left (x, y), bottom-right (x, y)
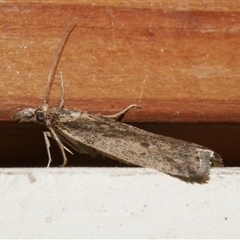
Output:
top-left (14, 19), bottom-right (223, 181)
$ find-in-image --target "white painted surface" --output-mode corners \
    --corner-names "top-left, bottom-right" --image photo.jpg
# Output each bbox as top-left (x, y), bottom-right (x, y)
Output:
top-left (0, 167), bottom-right (239, 238)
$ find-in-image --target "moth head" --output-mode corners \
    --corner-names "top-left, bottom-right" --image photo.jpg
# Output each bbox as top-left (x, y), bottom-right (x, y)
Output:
top-left (14, 104), bottom-right (48, 124)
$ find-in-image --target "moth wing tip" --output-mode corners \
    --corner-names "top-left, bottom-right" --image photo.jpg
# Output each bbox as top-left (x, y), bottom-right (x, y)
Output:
top-left (183, 149), bottom-right (212, 181)
top-left (189, 148), bottom-right (223, 181)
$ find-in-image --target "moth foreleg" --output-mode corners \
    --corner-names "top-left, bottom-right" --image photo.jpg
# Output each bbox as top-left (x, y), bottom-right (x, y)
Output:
top-left (43, 131), bottom-right (53, 167)
top-left (103, 104), bottom-right (139, 119)
top-left (46, 126), bottom-right (72, 167)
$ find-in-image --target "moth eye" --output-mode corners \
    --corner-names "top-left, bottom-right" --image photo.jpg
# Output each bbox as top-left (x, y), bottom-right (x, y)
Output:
top-left (36, 111), bottom-right (45, 122)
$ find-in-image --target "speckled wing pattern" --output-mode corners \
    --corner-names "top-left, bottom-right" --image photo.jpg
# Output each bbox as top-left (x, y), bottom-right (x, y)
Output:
top-left (47, 107), bottom-right (223, 179)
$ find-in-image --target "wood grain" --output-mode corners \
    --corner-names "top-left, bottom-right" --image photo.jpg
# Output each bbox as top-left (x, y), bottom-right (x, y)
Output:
top-left (1, 1), bottom-right (240, 122)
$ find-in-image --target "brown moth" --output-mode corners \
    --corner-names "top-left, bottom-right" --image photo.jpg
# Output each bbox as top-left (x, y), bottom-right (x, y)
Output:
top-left (14, 19), bottom-right (223, 180)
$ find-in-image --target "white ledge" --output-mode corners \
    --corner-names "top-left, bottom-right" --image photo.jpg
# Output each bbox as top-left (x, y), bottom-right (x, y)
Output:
top-left (0, 167), bottom-right (240, 238)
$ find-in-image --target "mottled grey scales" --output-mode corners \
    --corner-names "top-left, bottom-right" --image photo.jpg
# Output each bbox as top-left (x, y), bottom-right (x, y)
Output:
top-left (47, 107), bottom-right (222, 179)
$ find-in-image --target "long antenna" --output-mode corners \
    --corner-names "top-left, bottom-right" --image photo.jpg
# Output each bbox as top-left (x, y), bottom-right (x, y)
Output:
top-left (43, 18), bottom-right (77, 105)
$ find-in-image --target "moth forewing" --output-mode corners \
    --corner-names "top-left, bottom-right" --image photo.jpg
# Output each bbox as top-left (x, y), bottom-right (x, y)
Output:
top-left (46, 107), bottom-right (223, 179)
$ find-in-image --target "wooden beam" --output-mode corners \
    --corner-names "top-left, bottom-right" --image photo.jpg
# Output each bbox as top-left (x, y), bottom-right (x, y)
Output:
top-left (1, 1), bottom-right (240, 122)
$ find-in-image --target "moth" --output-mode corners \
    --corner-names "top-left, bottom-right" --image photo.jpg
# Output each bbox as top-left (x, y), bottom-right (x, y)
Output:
top-left (14, 19), bottom-right (223, 180)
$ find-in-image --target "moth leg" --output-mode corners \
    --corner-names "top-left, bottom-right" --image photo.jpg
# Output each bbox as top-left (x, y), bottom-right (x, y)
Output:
top-left (43, 131), bottom-right (73, 167)
top-left (43, 131), bottom-right (53, 167)
top-left (47, 126), bottom-right (72, 167)
top-left (103, 104), bottom-right (140, 119)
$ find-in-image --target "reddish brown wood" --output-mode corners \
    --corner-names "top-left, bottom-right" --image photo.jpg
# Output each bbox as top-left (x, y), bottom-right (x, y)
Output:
top-left (1, 2), bottom-right (240, 122)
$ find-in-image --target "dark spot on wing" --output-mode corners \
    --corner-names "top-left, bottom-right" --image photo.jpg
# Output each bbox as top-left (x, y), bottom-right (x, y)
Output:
top-left (140, 142), bottom-right (150, 148)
